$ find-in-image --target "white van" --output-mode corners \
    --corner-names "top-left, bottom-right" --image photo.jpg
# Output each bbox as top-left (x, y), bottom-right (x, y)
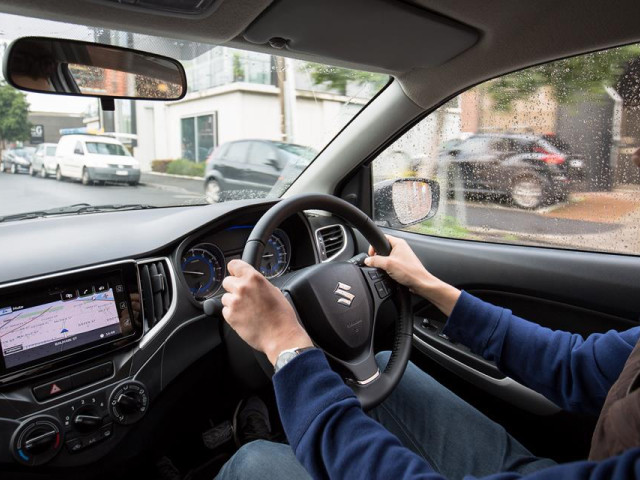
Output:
top-left (55, 134), bottom-right (141, 185)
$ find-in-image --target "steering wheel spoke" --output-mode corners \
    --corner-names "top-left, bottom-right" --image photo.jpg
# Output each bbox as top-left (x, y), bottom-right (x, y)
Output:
top-left (330, 349), bottom-right (380, 385)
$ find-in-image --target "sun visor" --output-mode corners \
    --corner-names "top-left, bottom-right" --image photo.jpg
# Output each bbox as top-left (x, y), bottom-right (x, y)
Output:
top-left (243, 0), bottom-right (479, 72)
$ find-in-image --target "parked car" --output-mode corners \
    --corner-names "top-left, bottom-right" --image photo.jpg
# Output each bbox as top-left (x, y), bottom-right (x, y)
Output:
top-left (30, 143), bottom-right (58, 178)
top-left (204, 140), bottom-right (316, 203)
top-left (540, 133), bottom-right (586, 183)
top-left (55, 134), bottom-right (141, 185)
top-left (441, 133), bottom-right (575, 209)
top-left (0, 146), bottom-right (36, 174)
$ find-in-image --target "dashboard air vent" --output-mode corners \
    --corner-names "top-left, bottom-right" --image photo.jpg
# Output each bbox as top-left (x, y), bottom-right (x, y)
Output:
top-left (139, 259), bottom-right (172, 329)
top-left (316, 224), bottom-right (347, 262)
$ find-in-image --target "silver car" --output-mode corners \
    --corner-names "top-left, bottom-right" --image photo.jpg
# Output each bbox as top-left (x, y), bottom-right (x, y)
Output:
top-left (30, 143), bottom-right (58, 178)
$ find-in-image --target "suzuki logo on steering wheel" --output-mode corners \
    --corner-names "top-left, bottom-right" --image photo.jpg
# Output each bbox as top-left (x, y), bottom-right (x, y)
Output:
top-left (335, 282), bottom-right (355, 306)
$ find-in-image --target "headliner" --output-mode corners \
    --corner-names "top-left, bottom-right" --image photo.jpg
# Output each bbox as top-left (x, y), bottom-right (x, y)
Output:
top-left (1, 0), bottom-right (639, 110)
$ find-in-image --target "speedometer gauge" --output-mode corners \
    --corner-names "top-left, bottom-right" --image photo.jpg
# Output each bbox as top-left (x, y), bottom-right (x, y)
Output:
top-left (260, 229), bottom-right (291, 279)
top-left (181, 243), bottom-right (225, 300)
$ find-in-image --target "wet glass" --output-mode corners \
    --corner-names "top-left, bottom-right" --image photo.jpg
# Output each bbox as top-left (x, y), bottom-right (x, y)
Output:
top-left (373, 44), bottom-right (640, 256)
top-left (0, 12), bottom-right (388, 218)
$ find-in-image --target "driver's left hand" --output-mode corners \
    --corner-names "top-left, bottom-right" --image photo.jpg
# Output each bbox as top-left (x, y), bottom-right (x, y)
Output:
top-left (221, 259), bottom-right (313, 365)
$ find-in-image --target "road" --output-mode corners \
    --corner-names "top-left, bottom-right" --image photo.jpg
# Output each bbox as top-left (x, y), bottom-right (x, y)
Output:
top-left (0, 171), bottom-right (620, 237)
top-left (0, 170), bottom-right (206, 217)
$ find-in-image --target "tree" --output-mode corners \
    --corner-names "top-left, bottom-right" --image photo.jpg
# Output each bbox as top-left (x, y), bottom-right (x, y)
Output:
top-left (0, 82), bottom-right (30, 148)
top-left (304, 63), bottom-right (387, 95)
top-left (488, 45), bottom-right (640, 110)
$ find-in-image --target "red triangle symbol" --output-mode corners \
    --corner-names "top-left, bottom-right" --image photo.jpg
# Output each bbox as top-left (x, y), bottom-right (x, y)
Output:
top-left (50, 384), bottom-right (62, 395)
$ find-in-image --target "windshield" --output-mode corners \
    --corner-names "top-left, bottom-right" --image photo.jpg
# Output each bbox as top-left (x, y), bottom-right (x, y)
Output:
top-left (86, 142), bottom-right (130, 156)
top-left (0, 12), bottom-right (388, 218)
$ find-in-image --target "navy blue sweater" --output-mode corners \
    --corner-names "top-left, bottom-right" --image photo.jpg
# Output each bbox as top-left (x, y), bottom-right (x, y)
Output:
top-left (273, 291), bottom-right (640, 479)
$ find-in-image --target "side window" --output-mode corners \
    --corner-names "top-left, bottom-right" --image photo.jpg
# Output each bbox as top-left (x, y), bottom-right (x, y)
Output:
top-left (225, 142), bottom-right (250, 163)
top-left (248, 143), bottom-right (279, 168)
top-left (372, 43), bottom-right (640, 256)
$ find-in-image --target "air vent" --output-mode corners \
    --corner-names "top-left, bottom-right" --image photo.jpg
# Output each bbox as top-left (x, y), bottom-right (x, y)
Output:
top-left (315, 224), bottom-right (347, 262)
top-left (138, 259), bottom-right (173, 329)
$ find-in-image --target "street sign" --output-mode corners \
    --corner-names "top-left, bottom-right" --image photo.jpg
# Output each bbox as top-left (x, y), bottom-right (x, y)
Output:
top-left (30, 124), bottom-right (45, 144)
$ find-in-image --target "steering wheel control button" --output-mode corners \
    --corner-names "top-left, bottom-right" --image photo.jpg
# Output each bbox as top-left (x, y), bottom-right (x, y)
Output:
top-left (109, 381), bottom-right (149, 425)
top-left (33, 376), bottom-right (72, 401)
top-left (367, 270), bottom-right (379, 280)
top-left (11, 416), bottom-right (63, 466)
top-left (374, 281), bottom-right (388, 299)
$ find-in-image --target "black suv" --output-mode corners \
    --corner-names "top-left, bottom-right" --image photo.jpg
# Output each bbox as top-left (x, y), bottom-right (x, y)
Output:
top-left (442, 133), bottom-right (582, 209)
top-left (203, 140), bottom-right (316, 203)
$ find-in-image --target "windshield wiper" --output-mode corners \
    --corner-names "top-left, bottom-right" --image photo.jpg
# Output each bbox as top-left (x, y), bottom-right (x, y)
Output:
top-left (0, 203), bottom-right (156, 223)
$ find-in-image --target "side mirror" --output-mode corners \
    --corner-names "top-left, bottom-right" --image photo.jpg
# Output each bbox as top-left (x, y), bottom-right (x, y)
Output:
top-left (3, 37), bottom-right (186, 101)
top-left (374, 178), bottom-right (440, 228)
top-left (74, 148), bottom-right (84, 155)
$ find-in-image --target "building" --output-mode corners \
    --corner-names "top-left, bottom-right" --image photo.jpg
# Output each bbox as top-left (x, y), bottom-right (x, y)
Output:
top-left (86, 38), bottom-right (376, 171)
top-left (26, 111), bottom-right (85, 146)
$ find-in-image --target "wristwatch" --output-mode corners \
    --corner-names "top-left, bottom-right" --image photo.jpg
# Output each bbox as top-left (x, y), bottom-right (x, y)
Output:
top-left (274, 346), bottom-right (316, 373)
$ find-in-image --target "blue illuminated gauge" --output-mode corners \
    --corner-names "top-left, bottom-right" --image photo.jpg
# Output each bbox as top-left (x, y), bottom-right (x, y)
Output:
top-left (181, 243), bottom-right (225, 300)
top-left (260, 229), bottom-right (292, 279)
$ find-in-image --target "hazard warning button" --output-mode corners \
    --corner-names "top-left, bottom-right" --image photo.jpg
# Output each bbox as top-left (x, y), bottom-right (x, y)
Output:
top-left (33, 376), bottom-right (72, 401)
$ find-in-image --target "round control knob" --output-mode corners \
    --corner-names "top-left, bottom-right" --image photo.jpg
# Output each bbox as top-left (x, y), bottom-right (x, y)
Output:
top-left (72, 405), bottom-right (104, 434)
top-left (108, 381), bottom-right (148, 425)
top-left (10, 415), bottom-right (63, 466)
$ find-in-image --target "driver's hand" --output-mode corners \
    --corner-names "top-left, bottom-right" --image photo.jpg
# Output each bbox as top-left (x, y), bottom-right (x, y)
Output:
top-left (221, 259), bottom-right (313, 366)
top-left (364, 235), bottom-right (461, 316)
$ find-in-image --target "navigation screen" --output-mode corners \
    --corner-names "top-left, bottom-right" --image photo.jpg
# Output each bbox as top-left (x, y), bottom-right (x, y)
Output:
top-left (0, 271), bottom-right (134, 370)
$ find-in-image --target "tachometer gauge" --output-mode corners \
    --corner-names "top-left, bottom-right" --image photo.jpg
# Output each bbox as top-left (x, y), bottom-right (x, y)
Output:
top-left (181, 243), bottom-right (225, 300)
top-left (260, 229), bottom-right (291, 279)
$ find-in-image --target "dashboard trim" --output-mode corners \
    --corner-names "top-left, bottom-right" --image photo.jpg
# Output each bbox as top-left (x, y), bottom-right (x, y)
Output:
top-left (137, 257), bottom-right (179, 350)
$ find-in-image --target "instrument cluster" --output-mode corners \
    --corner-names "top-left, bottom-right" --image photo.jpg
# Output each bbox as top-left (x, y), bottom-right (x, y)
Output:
top-left (180, 227), bottom-right (292, 301)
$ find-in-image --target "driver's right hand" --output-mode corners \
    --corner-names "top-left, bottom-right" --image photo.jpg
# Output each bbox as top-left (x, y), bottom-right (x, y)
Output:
top-left (365, 235), bottom-right (461, 316)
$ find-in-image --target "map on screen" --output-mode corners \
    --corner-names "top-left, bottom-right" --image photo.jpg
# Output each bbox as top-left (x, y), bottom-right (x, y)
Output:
top-left (0, 289), bottom-right (121, 367)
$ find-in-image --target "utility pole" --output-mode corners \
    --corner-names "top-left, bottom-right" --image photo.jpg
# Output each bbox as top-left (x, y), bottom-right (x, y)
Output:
top-left (275, 56), bottom-right (297, 143)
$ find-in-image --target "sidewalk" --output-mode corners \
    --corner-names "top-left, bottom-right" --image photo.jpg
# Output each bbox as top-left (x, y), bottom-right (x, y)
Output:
top-left (475, 187), bottom-right (640, 255)
top-left (140, 171), bottom-right (203, 195)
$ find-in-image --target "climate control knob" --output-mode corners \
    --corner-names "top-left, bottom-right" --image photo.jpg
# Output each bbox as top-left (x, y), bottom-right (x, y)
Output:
top-left (10, 415), bottom-right (63, 466)
top-left (108, 381), bottom-right (148, 425)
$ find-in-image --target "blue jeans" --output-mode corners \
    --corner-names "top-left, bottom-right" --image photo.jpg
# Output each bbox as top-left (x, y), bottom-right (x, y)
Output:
top-left (215, 352), bottom-right (556, 480)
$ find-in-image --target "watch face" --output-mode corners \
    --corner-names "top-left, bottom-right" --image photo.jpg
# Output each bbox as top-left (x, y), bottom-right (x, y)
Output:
top-left (275, 351), bottom-right (298, 372)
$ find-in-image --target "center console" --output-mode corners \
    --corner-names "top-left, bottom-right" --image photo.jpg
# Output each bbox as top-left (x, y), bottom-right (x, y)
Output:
top-left (0, 260), bottom-right (158, 468)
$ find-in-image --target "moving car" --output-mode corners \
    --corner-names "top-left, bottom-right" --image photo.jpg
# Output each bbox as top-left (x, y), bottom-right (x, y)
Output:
top-left (0, 147), bottom-right (36, 174)
top-left (0, 1), bottom-right (638, 480)
top-left (442, 133), bottom-right (571, 209)
top-left (30, 143), bottom-right (58, 178)
top-left (55, 134), bottom-right (141, 185)
top-left (204, 140), bottom-right (316, 203)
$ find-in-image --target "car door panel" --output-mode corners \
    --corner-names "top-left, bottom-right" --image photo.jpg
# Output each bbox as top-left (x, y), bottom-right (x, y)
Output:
top-left (355, 228), bottom-right (640, 413)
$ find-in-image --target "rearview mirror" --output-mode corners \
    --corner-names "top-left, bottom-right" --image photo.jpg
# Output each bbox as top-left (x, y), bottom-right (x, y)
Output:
top-left (374, 178), bottom-right (440, 228)
top-left (4, 37), bottom-right (186, 101)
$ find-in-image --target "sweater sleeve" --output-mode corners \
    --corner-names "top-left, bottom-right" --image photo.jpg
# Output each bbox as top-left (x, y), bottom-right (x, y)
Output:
top-left (273, 348), bottom-right (640, 480)
top-left (442, 291), bottom-right (640, 415)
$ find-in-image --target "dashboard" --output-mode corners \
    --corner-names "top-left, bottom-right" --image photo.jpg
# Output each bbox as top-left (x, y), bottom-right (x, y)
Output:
top-left (0, 199), bottom-right (356, 473)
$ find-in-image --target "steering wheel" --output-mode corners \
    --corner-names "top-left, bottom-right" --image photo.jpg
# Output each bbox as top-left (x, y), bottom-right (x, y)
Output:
top-left (242, 193), bottom-right (412, 410)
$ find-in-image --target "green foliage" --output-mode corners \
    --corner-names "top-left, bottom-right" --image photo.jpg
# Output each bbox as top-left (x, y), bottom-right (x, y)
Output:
top-left (304, 63), bottom-right (388, 95)
top-left (409, 215), bottom-right (471, 240)
top-left (165, 159), bottom-right (205, 177)
top-left (232, 53), bottom-right (245, 82)
top-left (151, 159), bottom-right (172, 173)
top-left (0, 82), bottom-right (31, 146)
top-left (488, 45), bottom-right (640, 110)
